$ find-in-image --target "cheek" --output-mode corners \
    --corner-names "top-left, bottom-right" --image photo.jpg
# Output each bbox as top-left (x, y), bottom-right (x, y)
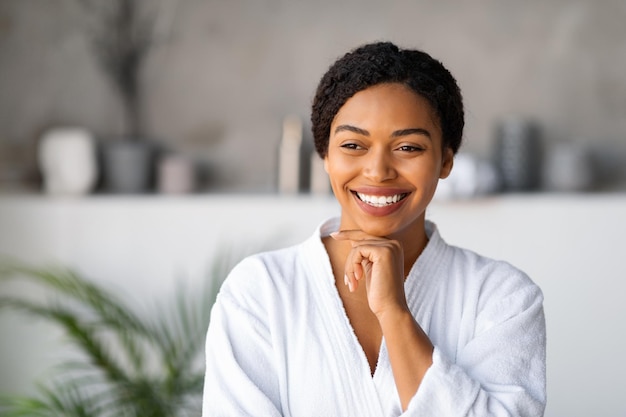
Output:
top-left (327, 164), bottom-right (350, 187)
top-left (325, 157), bottom-right (356, 190)
top-left (401, 157), bottom-right (438, 177)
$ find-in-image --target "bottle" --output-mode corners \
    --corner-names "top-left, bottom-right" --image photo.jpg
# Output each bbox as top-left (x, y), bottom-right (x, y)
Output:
top-left (278, 115), bottom-right (303, 194)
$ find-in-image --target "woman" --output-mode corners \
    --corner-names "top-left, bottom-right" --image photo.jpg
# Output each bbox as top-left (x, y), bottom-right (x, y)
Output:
top-left (202, 41), bottom-right (546, 416)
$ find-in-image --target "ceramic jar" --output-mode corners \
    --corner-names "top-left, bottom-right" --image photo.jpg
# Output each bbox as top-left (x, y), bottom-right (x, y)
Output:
top-left (157, 153), bottom-right (196, 194)
top-left (100, 139), bottom-right (155, 194)
top-left (38, 127), bottom-right (98, 195)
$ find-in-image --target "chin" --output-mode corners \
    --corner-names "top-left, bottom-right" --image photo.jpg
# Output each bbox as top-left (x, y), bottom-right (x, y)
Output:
top-left (371, 214), bottom-right (426, 238)
top-left (354, 218), bottom-right (405, 238)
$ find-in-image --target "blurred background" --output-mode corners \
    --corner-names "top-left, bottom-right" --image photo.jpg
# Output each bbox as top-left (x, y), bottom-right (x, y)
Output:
top-left (1, 1), bottom-right (626, 417)
top-left (1, 0), bottom-right (626, 195)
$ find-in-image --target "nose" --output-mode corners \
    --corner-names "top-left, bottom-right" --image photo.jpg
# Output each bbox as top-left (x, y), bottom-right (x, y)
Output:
top-left (363, 149), bottom-right (397, 182)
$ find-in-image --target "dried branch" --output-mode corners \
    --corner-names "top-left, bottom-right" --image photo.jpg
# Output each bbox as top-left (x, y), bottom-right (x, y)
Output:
top-left (76, 0), bottom-right (157, 137)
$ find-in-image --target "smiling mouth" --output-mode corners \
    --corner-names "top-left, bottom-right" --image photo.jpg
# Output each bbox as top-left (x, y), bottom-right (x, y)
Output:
top-left (355, 192), bottom-right (409, 207)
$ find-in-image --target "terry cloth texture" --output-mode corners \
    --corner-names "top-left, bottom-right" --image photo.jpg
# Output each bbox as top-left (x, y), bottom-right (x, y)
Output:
top-left (202, 218), bottom-right (546, 417)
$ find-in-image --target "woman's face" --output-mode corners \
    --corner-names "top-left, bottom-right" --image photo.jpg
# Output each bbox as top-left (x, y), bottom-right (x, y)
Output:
top-left (325, 82), bottom-right (453, 239)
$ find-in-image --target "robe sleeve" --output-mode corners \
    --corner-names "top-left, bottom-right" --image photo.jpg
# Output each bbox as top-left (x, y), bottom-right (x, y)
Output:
top-left (201, 270), bottom-right (283, 416)
top-left (403, 281), bottom-right (546, 416)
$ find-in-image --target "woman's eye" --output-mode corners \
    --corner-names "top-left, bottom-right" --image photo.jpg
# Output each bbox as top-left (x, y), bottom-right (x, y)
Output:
top-left (340, 143), bottom-right (362, 150)
top-left (398, 145), bottom-right (424, 152)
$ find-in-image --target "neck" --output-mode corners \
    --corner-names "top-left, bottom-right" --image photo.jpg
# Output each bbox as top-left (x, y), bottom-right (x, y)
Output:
top-left (384, 218), bottom-right (430, 277)
top-left (400, 228), bottom-right (428, 277)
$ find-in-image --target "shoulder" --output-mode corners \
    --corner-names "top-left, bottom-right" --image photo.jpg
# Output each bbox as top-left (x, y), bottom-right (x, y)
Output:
top-left (220, 244), bottom-right (301, 293)
top-left (424, 222), bottom-right (543, 311)
top-left (442, 243), bottom-right (544, 322)
top-left (223, 217), bottom-right (335, 286)
top-left (215, 218), bottom-right (335, 312)
top-left (449, 243), bottom-right (536, 288)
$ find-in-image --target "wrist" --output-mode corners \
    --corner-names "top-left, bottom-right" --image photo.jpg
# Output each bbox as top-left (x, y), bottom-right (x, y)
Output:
top-left (376, 304), bottom-right (413, 329)
top-left (377, 307), bottom-right (434, 352)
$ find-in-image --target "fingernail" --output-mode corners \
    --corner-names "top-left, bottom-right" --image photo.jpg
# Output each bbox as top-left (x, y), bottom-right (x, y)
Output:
top-left (344, 274), bottom-right (349, 286)
top-left (330, 231), bottom-right (339, 239)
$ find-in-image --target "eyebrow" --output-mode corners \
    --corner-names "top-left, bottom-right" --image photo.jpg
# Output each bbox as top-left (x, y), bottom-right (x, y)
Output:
top-left (334, 125), bottom-right (369, 136)
top-left (391, 128), bottom-right (432, 139)
top-left (334, 124), bottom-right (432, 140)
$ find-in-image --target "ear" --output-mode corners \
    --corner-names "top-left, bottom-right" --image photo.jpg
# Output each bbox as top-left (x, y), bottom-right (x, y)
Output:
top-left (323, 156), bottom-right (329, 174)
top-left (439, 147), bottom-right (454, 179)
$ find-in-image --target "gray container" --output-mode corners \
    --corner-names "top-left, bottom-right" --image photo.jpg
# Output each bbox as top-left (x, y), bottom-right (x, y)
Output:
top-left (493, 118), bottom-right (543, 192)
top-left (100, 139), bottom-right (155, 194)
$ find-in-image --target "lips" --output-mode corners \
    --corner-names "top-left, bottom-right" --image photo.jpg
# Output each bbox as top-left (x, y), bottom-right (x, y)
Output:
top-left (355, 192), bottom-right (408, 207)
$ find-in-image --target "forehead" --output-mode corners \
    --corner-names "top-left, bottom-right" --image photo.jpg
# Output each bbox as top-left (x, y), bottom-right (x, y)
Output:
top-left (332, 83), bottom-right (440, 132)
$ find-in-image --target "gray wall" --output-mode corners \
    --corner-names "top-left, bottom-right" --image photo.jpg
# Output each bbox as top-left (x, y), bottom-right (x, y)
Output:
top-left (2, 0), bottom-right (626, 192)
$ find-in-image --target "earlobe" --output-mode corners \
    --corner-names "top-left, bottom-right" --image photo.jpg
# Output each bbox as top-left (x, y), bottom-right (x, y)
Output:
top-left (324, 157), bottom-right (329, 174)
top-left (439, 148), bottom-right (454, 179)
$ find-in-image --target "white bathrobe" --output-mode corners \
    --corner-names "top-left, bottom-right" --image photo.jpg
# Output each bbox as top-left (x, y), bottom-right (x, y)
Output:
top-left (202, 218), bottom-right (546, 416)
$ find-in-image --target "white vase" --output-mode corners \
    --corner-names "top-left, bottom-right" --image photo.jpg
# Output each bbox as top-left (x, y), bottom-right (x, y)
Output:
top-left (38, 127), bottom-right (97, 196)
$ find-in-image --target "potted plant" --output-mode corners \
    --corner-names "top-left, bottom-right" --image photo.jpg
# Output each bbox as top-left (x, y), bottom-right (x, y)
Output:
top-left (0, 254), bottom-right (235, 417)
top-left (78, 0), bottom-right (159, 193)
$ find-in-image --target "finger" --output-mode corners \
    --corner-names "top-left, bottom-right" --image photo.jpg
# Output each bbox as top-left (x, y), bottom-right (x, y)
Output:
top-left (354, 261), bottom-right (363, 281)
top-left (330, 230), bottom-right (387, 242)
top-left (361, 259), bottom-right (372, 280)
top-left (344, 261), bottom-right (360, 292)
top-left (344, 271), bottom-right (358, 292)
top-left (346, 247), bottom-right (375, 292)
top-left (343, 248), bottom-right (364, 292)
top-left (343, 273), bottom-right (355, 292)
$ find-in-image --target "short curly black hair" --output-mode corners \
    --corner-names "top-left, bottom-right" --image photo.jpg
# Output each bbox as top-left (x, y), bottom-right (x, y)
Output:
top-left (311, 41), bottom-right (464, 158)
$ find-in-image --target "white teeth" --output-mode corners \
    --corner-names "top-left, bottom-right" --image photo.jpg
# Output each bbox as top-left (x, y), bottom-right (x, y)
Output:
top-left (357, 192), bottom-right (405, 207)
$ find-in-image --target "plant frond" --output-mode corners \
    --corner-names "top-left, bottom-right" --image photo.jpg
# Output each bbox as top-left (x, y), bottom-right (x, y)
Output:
top-left (0, 263), bottom-right (155, 375)
top-left (0, 380), bottom-right (98, 417)
top-left (0, 297), bottom-right (132, 387)
top-left (147, 250), bottom-right (235, 384)
top-left (0, 242), bottom-right (257, 417)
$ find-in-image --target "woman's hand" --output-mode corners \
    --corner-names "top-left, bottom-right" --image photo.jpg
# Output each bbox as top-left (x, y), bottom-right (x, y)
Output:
top-left (331, 229), bottom-right (434, 410)
top-left (330, 229), bottom-right (409, 318)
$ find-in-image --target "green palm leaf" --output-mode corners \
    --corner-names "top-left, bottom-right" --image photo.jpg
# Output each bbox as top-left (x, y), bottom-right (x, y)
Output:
top-left (0, 247), bottom-right (245, 417)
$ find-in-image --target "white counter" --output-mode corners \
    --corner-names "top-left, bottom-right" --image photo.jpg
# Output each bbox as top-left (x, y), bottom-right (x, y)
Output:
top-left (1, 193), bottom-right (625, 417)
